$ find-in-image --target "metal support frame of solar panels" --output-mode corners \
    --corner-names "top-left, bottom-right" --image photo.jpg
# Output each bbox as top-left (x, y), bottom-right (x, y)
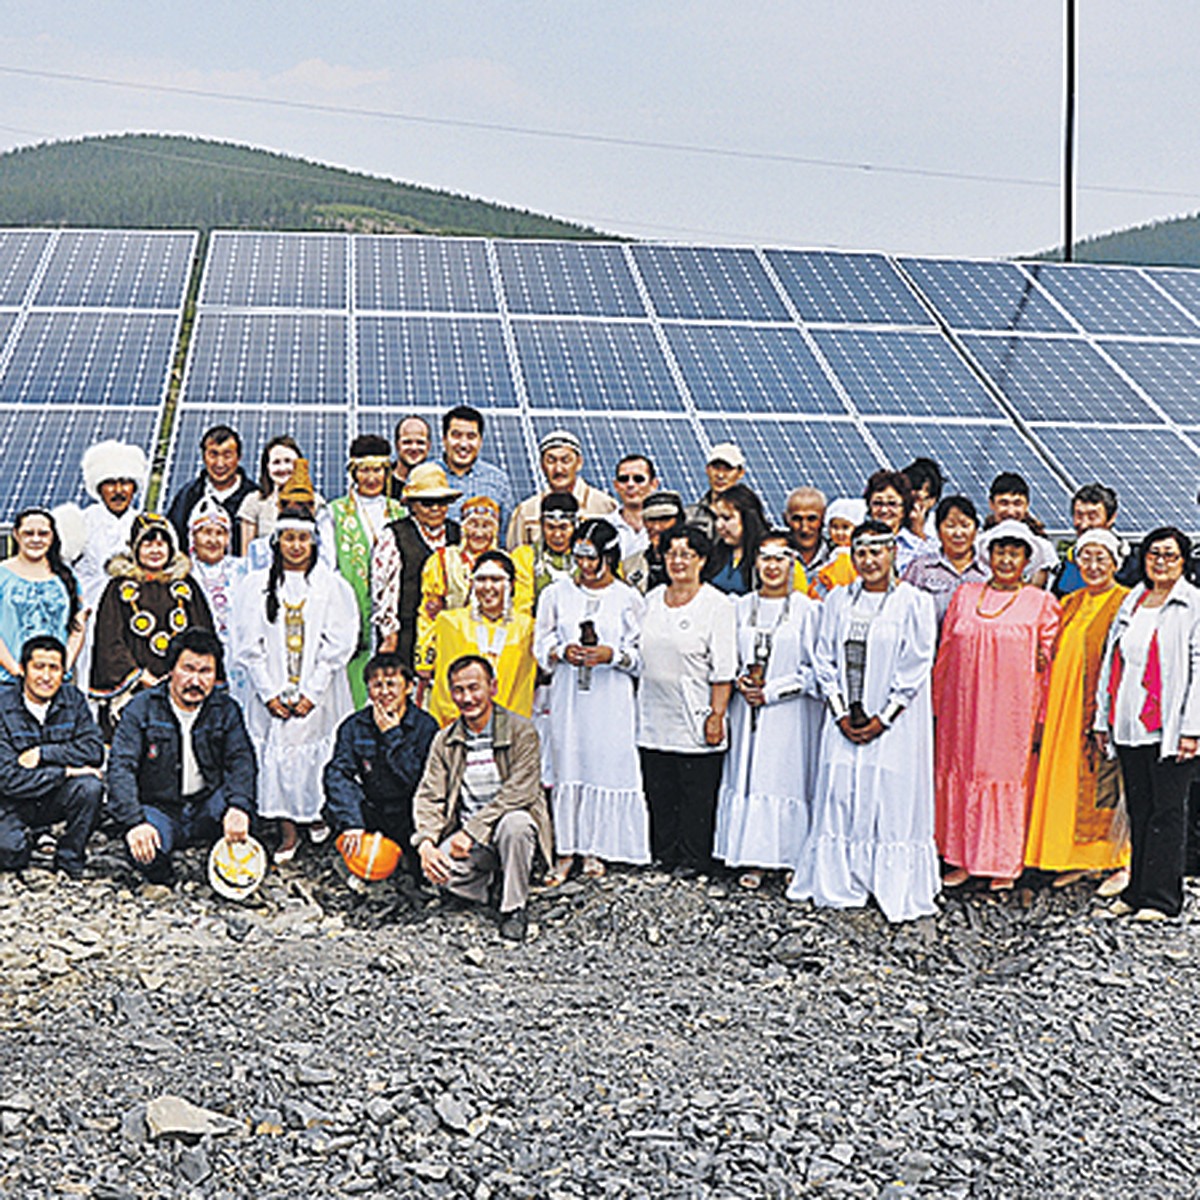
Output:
top-left (171, 231), bottom-right (1200, 537)
top-left (0, 228), bottom-right (196, 518)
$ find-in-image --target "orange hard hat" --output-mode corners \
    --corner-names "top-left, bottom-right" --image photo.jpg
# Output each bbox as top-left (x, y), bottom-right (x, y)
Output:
top-left (336, 831), bottom-right (402, 881)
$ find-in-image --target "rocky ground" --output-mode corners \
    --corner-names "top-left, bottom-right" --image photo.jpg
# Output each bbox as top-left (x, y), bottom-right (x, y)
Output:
top-left (1, 834), bottom-right (1198, 1200)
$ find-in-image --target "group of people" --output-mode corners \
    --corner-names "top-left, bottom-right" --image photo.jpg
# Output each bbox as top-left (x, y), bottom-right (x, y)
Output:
top-left (0, 406), bottom-right (1197, 939)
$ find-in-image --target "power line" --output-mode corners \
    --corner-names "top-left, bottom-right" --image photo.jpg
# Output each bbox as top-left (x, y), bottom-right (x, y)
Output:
top-left (3, 62), bottom-right (1200, 204)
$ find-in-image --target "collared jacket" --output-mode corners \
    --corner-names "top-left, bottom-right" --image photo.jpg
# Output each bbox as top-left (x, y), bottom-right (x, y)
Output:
top-left (166, 472), bottom-right (258, 555)
top-left (323, 703), bottom-right (439, 832)
top-left (505, 479), bottom-right (617, 550)
top-left (1095, 576), bottom-right (1200, 759)
top-left (0, 681), bottom-right (104, 804)
top-left (106, 682), bottom-right (257, 828)
top-left (411, 704), bottom-right (553, 864)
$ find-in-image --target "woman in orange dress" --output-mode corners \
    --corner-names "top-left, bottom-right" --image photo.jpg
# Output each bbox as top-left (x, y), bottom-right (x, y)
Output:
top-left (1025, 528), bottom-right (1130, 890)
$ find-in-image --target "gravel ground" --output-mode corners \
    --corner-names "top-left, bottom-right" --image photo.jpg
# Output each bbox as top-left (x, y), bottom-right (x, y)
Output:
top-left (1, 835), bottom-right (1198, 1200)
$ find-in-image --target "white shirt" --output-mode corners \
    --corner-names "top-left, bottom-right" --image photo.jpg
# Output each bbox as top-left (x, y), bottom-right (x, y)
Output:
top-left (637, 584), bottom-right (737, 753)
top-left (23, 696), bottom-right (49, 726)
top-left (1112, 604), bottom-right (1162, 747)
top-left (611, 509), bottom-right (649, 562)
top-left (171, 700), bottom-right (206, 797)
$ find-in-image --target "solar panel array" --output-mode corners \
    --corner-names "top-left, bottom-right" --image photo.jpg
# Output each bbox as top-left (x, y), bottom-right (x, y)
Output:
top-left (0, 229), bottom-right (195, 513)
top-left (0, 228), bottom-right (1190, 537)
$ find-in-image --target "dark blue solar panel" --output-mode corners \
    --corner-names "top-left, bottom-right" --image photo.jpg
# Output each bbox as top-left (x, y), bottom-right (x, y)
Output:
top-left (700, 417), bottom-right (881, 519)
top-left (0, 231), bottom-right (53, 306)
top-left (481, 412), bottom-right (538, 502)
top-left (515, 322), bottom-right (683, 412)
top-left (1023, 262), bottom-right (1200, 337)
top-left (497, 242), bottom-right (644, 317)
top-left (665, 324), bottom-right (842, 414)
top-left (0, 312), bottom-right (17, 354)
top-left (1144, 267), bottom-right (1200, 326)
top-left (962, 335), bottom-right (1158, 424)
top-left (165, 407), bottom-right (350, 505)
top-left (34, 231), bottom-right (195, 309)
top-left (900, 257), bottom-right (1074, 333)
top-left (355, 238), bottom-right (497, 312)
top-left (865, 420), bottom-right (1071, 519)
top-left (529, 413), bottom-right (707, 501)
top-left (0, 406), bottom-right (160, 514)
top-left (631, 245), bottom-right (789, 321)
top-left (0, 312), bottom-right (178, 406)
top-left (812, 328), bottom-right (1002, 418)
top-left (1098, 341), bottom-right (1200, 425)
top-left (357, 316), bottom-right (515, 409)
top-left (766, 250), bottom-right (930, 325)
top-left (200, 233), bottom-right (347, 309)
top-left (184, 313), bottom-right (347, 406)
top-left (1027, 423), bottom-right (1200, 531)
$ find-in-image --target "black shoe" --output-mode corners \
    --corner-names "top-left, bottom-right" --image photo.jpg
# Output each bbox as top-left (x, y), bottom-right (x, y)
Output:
top-left (498, 907), bottom-right (528, 942)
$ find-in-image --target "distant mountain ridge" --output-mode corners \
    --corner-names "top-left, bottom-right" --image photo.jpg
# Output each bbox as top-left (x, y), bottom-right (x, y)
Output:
top-left (1044, 211), bottom-right (1200, 268)
top-left (0, 133), bottom-right (601, 239)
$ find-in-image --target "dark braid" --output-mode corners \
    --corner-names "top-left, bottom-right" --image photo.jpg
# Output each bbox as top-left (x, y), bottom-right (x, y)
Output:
top-left (14, 509), bottom-right (81, 631)
top-left (264, 508), bottom-right (318, 623)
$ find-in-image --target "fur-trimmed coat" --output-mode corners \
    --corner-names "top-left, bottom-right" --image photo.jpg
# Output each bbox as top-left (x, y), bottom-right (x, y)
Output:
top-left (89, 550), bottom-right (214, 699)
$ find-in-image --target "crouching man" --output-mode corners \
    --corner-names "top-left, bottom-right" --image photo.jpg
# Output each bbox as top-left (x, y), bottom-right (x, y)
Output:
top-left (107, 628), bottom-right (257, 885)
top-left (411, 654), bottom-right (552, 941)
top-left (0, 636), bottom-right (104, 878)
top-left (322, 652), bottom-right (438, 876)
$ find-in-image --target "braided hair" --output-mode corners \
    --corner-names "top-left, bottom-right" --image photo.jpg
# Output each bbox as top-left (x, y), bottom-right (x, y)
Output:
top-left (264, 505), bottom-right (318, 623)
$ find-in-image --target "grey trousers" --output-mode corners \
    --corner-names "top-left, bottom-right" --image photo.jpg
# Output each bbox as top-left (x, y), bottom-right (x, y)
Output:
top-left (440, 809), bottom-right (537, 914)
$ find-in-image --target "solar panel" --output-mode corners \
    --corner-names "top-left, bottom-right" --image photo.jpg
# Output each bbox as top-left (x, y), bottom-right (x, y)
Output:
top-left (515, 322), bottom-right (683, 411)
top-left (664, 324), bottom-right (843, 414)
top-left (200, 232), bottom-right (347, 309)
top-left (34, 231), bottom-right (195, 309)
top-left (1024, 262), bottom-right (1200, 337)
top-left (1144, 267), bottom-right (1200, 326)
top-left (529, 413), bottom-right (708, 502)
top-left (480, 412), bottom-right (538, 502)
top-left (631, 245), bottom-right (789, 321)
top-left (0, 406), bottom-right (160, 514)
top-left (357, 315), bottom-right (516, 409)
top-left (812, 328), bottom-right (1003, 418)
top-left (183, 313), bottom-right (348, 406)
top-left (1026, 423), bottom-right (1200, 530)
top-left (864, 420), bottom-right (1071, 520)
top-left (899, 257), bottom-right (1073, 333)
top-left (0, 230), bottom-right (53, 306)
top-left (164, 407), bottom-right (351, 505)
top-left (355, 237), bottom-right (497, 313)
top-left (766, 250), bottom-right (930, 326)
top-left (0, 312), bottom-right (179, 406)
top-left (497, 242), bottom-right (644, 317)
top-left (0, 311), bottom-right (17, 353)
top-left (1101, 340), bottom-right (1200, 425)
top-left (962, 334), bottom-right (1159, 424)
top-left (700, 416), bottom-right (881, 518)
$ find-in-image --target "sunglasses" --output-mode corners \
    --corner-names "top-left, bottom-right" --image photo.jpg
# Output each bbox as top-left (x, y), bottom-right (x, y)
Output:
top-left (616, 473), bottom-right (648, 484)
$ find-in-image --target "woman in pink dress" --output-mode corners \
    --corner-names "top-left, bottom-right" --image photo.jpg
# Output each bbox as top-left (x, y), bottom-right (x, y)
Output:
top-left (933, 519), bottom-right (1060, 890)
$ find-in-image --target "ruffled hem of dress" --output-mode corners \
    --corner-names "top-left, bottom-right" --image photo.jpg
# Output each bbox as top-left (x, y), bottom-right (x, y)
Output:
top-left (550, 781), bottom-right (651, 863)
top-left (714, 788), bottom-right (809, 869)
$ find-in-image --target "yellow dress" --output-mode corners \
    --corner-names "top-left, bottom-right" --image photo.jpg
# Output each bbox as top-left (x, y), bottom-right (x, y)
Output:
top-left (425, 607), bottom-right (537, 727)
top-left (808, 551), bottom-right (857, 600)
top-left (1025, 585), bottom-right (1130, 872)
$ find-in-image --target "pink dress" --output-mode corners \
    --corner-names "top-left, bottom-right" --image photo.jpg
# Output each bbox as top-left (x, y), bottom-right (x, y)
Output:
top-left (933, 582), bottom-right (1060, 878)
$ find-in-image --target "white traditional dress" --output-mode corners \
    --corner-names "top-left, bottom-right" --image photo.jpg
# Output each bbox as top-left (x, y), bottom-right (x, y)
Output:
top-left (787, 580), bottom-right (940, 922)
top-left (535, 577), bottom-right (649, 863)
top-left (192, 554), bottom-right (252, 710)
top-left (233, 562), bottom-right (358, 822)
top-left (714, 590), bottom-right (821, 870)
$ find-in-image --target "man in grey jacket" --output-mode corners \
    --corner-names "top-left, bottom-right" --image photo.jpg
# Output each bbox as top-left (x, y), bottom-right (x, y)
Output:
top-left (411, 654), bottom-right (552, 941)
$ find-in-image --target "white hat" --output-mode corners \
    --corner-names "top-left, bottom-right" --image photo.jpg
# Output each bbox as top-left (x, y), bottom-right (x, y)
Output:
top-left (208, 836), bottom-right (267, 902)
top-left (707, 442), bottom-right (745, 469)
top-left (539, 428), bottom-right (583, 456)
top-left (81, 440), bottom-right (148, 502)
top-left (826, 498), bottom-right (867, 526)
top-left (978, 518), bottom-right (1041, 559)
top-left (1075, 527), bottom-right (1125, 565)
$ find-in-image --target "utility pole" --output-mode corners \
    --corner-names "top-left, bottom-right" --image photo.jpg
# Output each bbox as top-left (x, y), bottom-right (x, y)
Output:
top-left (1063, 0), bottom-right (1077, 262)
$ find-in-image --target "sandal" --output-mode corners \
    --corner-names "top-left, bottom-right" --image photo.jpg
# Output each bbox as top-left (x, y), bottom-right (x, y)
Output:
top-left (582, 856), bottom-right (607, 879)
top-left (988, 876), bottom-right (1016, 892)
top-left (1051, 870), bottom-right (1088, 889)
top-left (738, 870), bottom-right (764, 891)
top-left (942, 868), bottom-right (970, 888)
top-left (1096, 868), bottom-right (1129, 898)
top-left (544, 857), bottom-right (573, 887)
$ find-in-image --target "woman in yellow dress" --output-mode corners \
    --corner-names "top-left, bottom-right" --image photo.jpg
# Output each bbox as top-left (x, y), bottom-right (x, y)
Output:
top-left (1025, 527), bottom-right (1130, 891)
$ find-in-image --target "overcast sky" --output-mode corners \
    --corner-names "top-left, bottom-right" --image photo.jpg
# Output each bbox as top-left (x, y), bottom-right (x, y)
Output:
top-left (0, 2), bottom-right (1196, 257)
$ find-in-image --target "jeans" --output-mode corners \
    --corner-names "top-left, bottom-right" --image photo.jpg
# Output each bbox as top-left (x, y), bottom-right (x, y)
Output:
top-left (0, 775), bottom-right (103, 878)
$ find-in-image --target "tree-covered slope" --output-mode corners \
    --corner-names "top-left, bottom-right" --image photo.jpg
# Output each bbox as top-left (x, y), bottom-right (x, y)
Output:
top-left (0, 134), bottom-right (601, 238)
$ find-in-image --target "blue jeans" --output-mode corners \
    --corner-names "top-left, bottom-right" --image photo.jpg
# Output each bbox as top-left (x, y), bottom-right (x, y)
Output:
top-left (132, 786), bottom-right (245, 884)
top-left (0, 775), bottom-right (103, 878)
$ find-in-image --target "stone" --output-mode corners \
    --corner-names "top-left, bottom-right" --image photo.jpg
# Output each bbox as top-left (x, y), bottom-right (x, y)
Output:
top-left (145, 1096), bottom-right (240, 1139)
top-left (434, 1094), bottom-right (471, 1134)
top-left (177, 1146), bottom-right (211, 1185)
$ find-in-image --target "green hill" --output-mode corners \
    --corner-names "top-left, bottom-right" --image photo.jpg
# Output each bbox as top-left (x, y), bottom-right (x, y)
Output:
top-left (0, 133), bottom-right (602, 239)
top-left (1032, 211), bottom-right (1200, 267)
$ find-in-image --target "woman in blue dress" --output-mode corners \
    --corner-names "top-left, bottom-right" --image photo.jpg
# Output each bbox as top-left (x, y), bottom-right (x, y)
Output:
top-left (0, 508), bottom-right (84, 683)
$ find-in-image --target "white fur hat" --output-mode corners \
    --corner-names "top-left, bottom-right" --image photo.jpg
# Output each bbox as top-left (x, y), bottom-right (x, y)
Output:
top-left (81, 440), bottom-right (149, 501)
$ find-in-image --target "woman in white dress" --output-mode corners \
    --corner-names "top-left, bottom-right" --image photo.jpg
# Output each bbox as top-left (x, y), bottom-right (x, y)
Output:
top-left (788, 519), bottom-right (940, 923)
top-left (536, 519), bottom-right (647, 882)
top-left (234, 503), bottom-right (358, 863)
top-left (714, 531), bottom-right (820, 890)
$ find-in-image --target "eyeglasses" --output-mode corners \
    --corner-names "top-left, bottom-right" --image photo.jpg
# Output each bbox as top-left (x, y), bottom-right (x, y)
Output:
top-left (870, 498), bottom-right (903, 510)
top-left (616, 473), bottom-right (648, 484)
top-left (1147, 549), bottom-right (1183, 563)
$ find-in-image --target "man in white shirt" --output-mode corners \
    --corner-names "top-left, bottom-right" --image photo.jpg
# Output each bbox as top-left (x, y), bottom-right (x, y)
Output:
top-left (610, 453), bottom-right (657, 562)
